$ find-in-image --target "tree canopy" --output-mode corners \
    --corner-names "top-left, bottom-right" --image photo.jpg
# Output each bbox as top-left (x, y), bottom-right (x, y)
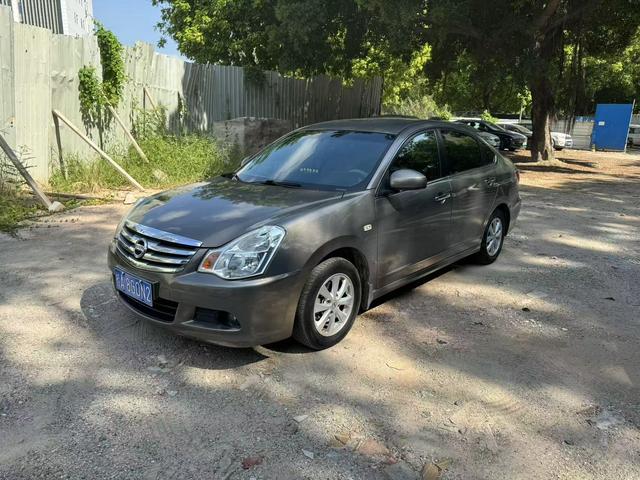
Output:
top-left (154, 0), bottom-right (640, 161)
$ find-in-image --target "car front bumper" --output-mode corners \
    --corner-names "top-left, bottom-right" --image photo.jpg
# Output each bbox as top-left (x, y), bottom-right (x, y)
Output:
top-left (107, 241), bottom-right (305, 347)
top-left (510, 138), bottom-right (525, 149)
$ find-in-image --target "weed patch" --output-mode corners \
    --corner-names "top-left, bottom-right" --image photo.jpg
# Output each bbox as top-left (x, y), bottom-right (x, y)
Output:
top-left (50, 133), bottom-right (232, 193)
top-left (0, 192), bottom-right (41, 232)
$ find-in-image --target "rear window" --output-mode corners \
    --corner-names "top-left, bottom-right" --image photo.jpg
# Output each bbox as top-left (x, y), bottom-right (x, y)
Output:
top-left (441, 129), bottom-right (486, 173)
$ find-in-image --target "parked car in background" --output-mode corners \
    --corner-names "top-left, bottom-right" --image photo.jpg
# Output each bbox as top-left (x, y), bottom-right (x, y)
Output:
top-left (502, 122), bottom-right (573, 151)
top-left (550, 131), bottom-right (573, 150)
top-left (477, 131), bottom-right (501, 148)
top-left (109, 118), bottom-right (521, 350)
top-left (499, 123), bottom-right (533, 147)
top-left (628, 124), bottom-right (640, 147)
top-left (455, 119), bottom-right (526, 151)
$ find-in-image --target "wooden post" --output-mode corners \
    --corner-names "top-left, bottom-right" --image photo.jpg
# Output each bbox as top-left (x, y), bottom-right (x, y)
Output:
top-left (52, 113), bottom-right (67, 179)
top-left (107, 105), bottom-right (149, 163)
top-left (143, 86), bottom-right (158, 110)
top-left (52, 109), bottom-right (145, 191)
top-left (0, 133), bottom-right (64, 212)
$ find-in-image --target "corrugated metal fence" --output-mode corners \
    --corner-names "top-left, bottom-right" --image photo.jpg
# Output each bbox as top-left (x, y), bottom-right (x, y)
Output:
top-left (0, 6), bottom-right (382, 182)
top-left (551, 119), bottom-right (594, 150)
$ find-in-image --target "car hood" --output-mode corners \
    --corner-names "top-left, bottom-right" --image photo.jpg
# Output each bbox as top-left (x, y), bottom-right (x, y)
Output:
top-left (127, 177), bottom-right (344, 247)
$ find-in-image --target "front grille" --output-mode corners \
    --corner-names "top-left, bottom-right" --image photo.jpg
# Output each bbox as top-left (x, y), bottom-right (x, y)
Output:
top-left (118, 292), bottom-right (178, 322)
top-left (116, 220), bottom-right (202, 273)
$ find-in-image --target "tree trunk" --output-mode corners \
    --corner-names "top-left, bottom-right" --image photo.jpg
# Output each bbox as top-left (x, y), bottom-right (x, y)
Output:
top-left (530, 75), bottom-right (555, 162)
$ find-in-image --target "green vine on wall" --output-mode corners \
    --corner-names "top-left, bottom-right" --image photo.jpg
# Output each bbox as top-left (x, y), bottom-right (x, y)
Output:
top-left (78, 65), bottom-right (104, 129)
top-left (78, 22), bottom-right (125, 132)
top-left (95, 21), bottom-right (125, 107)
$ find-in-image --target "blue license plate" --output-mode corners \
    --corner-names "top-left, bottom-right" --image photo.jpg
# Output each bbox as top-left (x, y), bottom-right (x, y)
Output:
top-left (114, 268), bottom-right (154, 307)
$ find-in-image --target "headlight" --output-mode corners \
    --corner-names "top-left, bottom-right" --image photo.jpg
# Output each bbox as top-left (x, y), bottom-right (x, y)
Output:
top-left (114, 215), bottom-right (128, 238)
top-left (198, 226), bottom-right (286, 279)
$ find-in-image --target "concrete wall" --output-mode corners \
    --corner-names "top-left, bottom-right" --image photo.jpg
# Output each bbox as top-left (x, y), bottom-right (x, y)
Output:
top-left (211, 117), bottom-right (293, 159)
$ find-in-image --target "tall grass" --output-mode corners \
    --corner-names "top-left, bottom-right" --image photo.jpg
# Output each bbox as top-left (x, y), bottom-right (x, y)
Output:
top-left (50, 133), bottom-right (232, 193)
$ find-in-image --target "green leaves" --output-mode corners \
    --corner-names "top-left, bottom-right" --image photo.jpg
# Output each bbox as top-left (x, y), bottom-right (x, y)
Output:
top-left (153, 0), bottom-right (423, 78)
top-left (78, 66), bottom-right (104, 129)
top-left (95, 21), bottom-right (125, 107)
top-left (78, 23), bottom-right (126, 131)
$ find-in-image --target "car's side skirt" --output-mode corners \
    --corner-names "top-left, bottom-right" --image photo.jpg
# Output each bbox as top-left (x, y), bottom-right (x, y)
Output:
top-left (364, 245), bottom-right (480, 309)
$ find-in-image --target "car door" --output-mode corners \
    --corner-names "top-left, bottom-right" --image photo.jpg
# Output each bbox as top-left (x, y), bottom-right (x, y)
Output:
top-left (375, 130), bottom-right (453, 287)
top-left (440, 128), bottom-right (498, 252)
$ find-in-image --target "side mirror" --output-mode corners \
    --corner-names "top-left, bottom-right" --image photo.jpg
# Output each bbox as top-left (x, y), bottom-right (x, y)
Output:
top-left (389, 169), bottom-right (427, 190)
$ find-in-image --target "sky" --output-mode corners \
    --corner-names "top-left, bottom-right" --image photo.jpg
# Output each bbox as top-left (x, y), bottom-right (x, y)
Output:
top-left (93, 0), bottom-right (186, 60)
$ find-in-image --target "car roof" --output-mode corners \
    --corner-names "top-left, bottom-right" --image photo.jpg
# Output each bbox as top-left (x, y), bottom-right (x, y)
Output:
top-left (302, 117), bottom-right (453, 135)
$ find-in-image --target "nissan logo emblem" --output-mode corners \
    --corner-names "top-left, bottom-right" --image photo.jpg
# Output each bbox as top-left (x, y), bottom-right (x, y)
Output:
top-left (133, 238), bottom-right (148, 259)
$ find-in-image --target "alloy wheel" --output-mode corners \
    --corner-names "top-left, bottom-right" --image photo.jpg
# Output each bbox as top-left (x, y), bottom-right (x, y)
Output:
top-left (313, 273), bottom-right (355, 337)
top-left (486, 217), bottom-right (503, 257)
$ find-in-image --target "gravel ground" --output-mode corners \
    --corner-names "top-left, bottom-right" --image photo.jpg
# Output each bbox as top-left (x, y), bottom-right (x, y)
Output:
top-left (1, 150), bottom-right (639, 480)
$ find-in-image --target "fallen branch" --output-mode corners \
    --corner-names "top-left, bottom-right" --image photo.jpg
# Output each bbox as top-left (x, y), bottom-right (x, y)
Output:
top-left (44, 191), bottom-right (109, 201)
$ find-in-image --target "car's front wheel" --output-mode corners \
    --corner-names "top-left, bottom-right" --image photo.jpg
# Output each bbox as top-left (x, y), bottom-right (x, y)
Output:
top-left (475, 209), bottom-right (506, 264)
top-left (293, 257), bottom-right (361, 350)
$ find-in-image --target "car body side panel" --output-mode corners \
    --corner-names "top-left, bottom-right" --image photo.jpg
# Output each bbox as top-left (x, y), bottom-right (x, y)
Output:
top-left (447, 165), bottom-right (499, 252)
top-left (486, 155), bottom-right (522, 231)
top-left (275, 190), bottom-right (378, 281)
top-left (374, 177), bottom-right (453, 288)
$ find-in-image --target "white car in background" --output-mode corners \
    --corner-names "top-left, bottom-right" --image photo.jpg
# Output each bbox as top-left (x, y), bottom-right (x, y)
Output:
top-left (550, 131), bottom-right (573, 150)
top-left (627, 124), bottom-right (640, 147)
top-left (500, 122), bottom-right (573, 150)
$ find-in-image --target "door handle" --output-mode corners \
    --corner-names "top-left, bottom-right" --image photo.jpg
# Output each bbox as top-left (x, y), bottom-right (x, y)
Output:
top-left (434, 192), bottom-right (451, 203)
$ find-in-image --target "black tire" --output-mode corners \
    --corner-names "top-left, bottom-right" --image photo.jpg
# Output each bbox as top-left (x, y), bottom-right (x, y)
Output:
top-left (475, 209), bottom-right (507, 265)
top-left (293, 257), bottom-right (362, 350)
top-left (508, 147), bottom-right (517, 152)
top-left (555, 147), bottom-right (564, 151)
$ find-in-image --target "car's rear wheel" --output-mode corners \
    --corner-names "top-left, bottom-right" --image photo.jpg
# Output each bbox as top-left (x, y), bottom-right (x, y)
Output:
top-left (475, 209), bottom-right (506, 264)
top-left (293, 257), bottom-right (361, 350)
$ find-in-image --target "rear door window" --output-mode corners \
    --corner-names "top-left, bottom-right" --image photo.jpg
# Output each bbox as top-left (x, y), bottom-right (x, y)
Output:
top-left (440, 129), bottom-right (486, 174)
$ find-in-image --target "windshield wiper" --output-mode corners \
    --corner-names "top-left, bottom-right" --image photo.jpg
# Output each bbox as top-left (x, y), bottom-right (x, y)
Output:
top-left (256, 179), bottom-right (302, 188)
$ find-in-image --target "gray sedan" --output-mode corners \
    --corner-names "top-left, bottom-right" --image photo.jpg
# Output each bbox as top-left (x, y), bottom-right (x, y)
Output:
top-left (108, 118), bottom-right (521, 349)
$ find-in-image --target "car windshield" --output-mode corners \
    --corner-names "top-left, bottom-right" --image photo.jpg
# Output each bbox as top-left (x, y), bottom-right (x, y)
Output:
top-left (484, 122), bottom-right (507, 132)
top-left (236, 130), bottom-right (396, 190)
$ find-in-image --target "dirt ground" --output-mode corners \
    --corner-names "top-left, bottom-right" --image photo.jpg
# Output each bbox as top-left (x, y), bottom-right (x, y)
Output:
top-left (1, 150), bottom-right (639, 480)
